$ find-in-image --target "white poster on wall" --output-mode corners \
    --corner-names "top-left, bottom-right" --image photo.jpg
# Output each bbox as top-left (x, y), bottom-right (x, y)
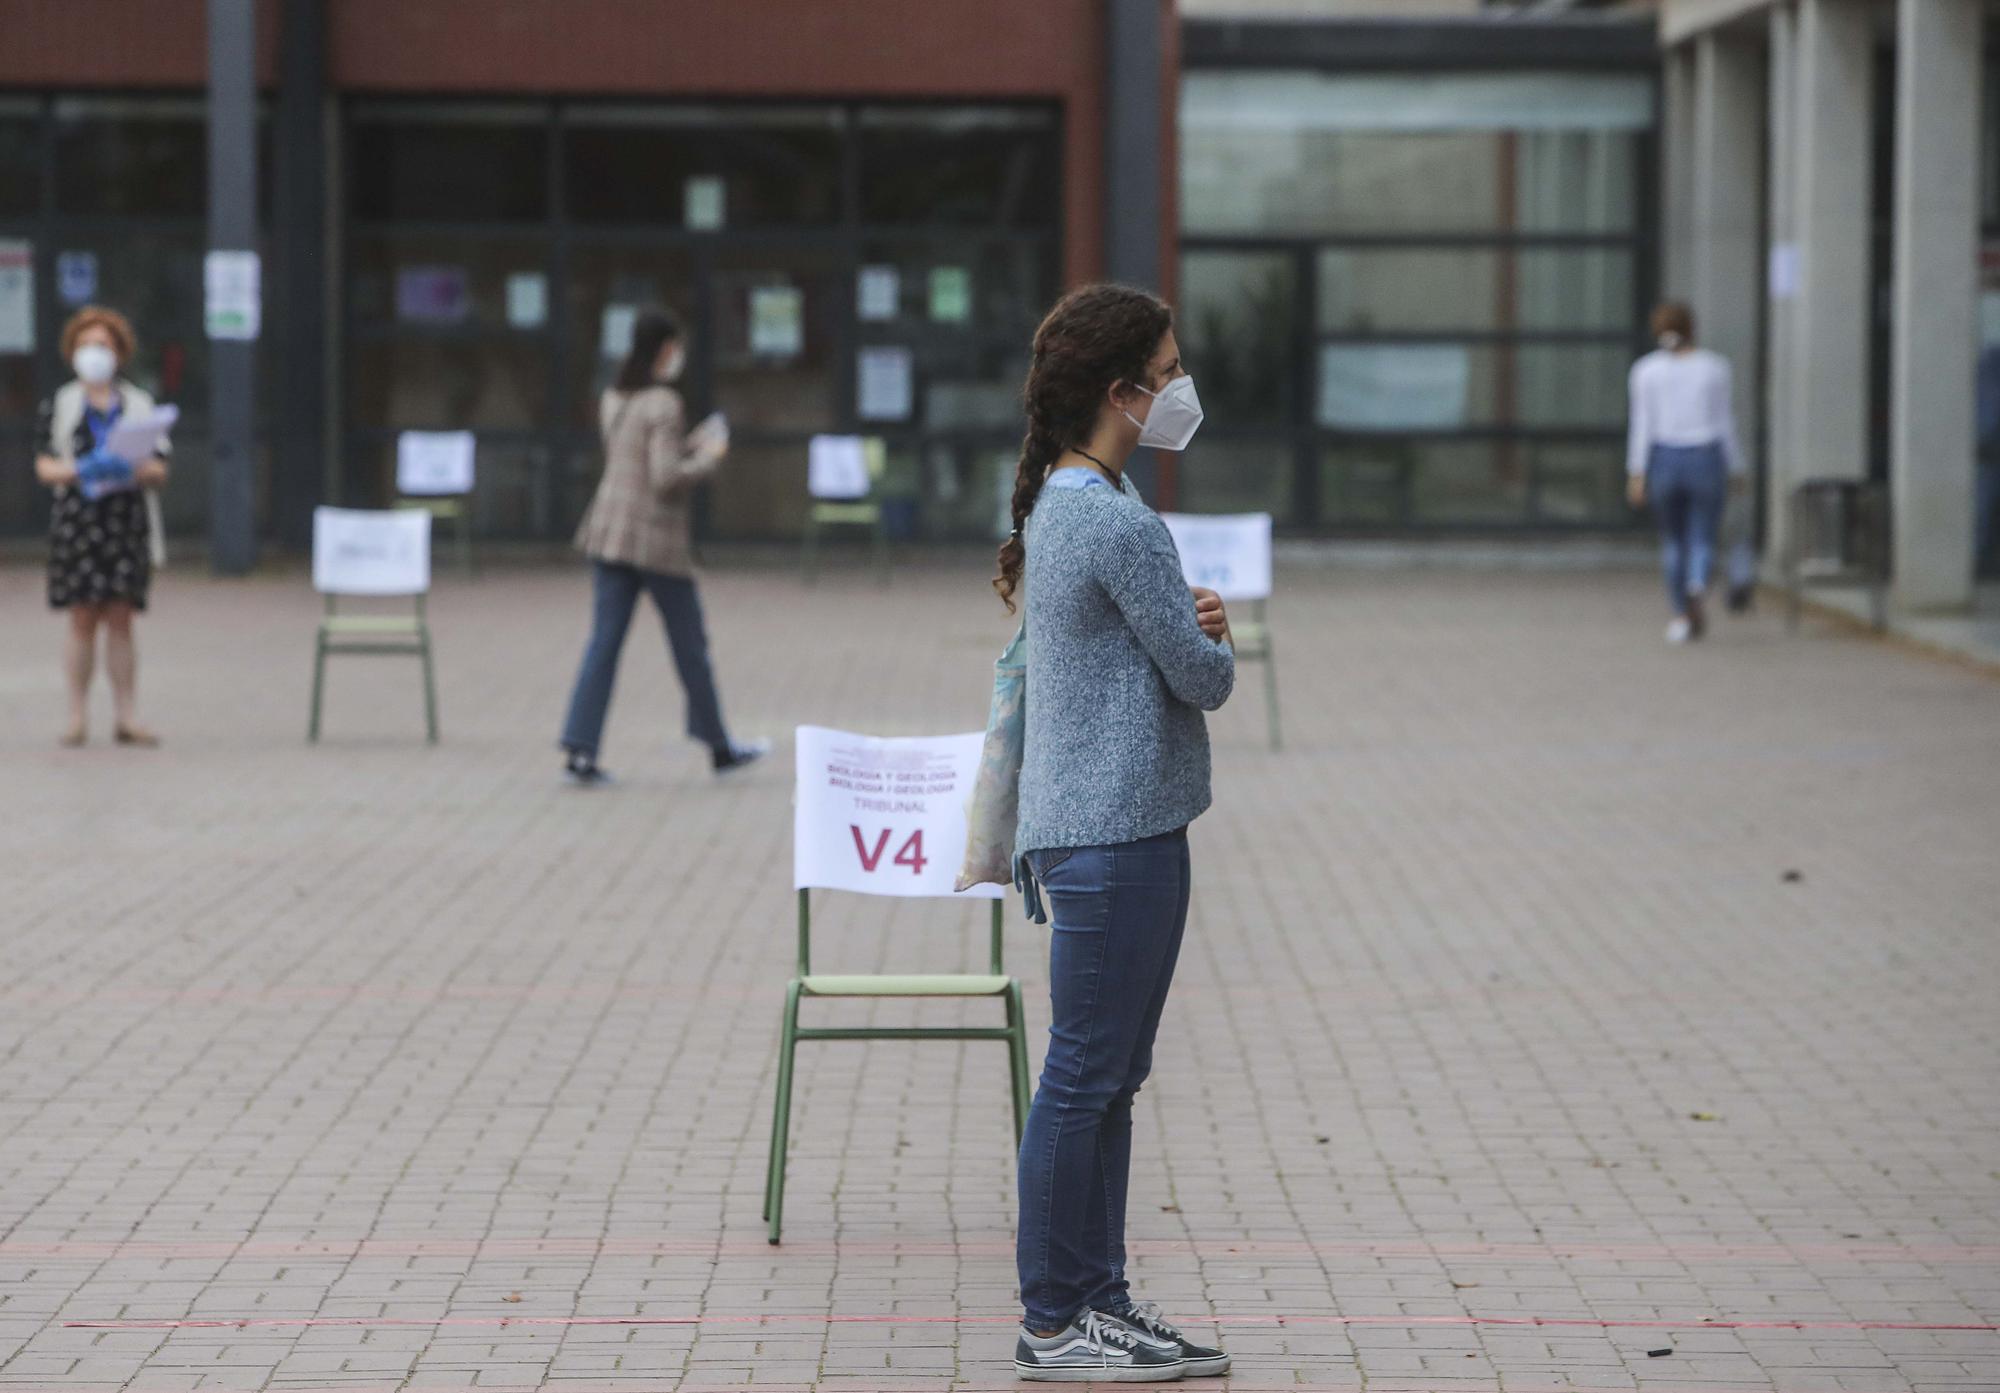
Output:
top-left (312, 507), bottom-right (431, 597)
top-left (808, 434), bottom-right (871, 500)
top-left (1160, 511), bottom-right (1273, 602)
top-left (506, 272), bottom-right (548, 328)
top-left (57, 250), bottom-right (96, 307)
top-left (1769, 242), bottom-right (1801, 301)
top-left (858, 346), bottom-right (914, 421)
top-left (0, 241), bottom-right (32, 354)
top-left (600, 303), bottom-right (637, 360)
top-left (793, 726), bottom-right (1001, 900)
top-left (397, 431), bottom-right (477, 497)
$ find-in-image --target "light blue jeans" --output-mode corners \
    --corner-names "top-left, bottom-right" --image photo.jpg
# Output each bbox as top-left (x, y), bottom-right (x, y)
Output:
top-left (1647, 442), bottom-right (1728, 615)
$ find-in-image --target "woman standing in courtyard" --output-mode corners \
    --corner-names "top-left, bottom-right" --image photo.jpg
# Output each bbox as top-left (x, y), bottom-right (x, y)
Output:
top-left (33, 305), bottom-right (171, 748)
top-left (999, 283), bottom-right (1236, 1382)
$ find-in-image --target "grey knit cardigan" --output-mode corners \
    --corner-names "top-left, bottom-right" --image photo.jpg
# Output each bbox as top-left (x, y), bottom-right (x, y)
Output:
top-left (1013, 477), bottom-right (1235, 862)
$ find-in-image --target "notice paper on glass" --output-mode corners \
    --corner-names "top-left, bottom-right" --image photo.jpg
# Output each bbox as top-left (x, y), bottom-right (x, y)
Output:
top-left (685, 176), bottom-right (726, 231)
top-left (749, 285), bottom-right (804, 358)
top-left (857, 346), bottom-right (914, 422)
top-left (506, 272), bottom-right (548, 328)
top-left (397, 430), bottom-right (476, 497)
top-left (601, 304), bottom-right (637, 359)
top-left (792, 725), bottom-right (1001, 900)
top-left (57, 250), bottom-right (97, 307)
top-left (103, 404), bottom-right (179, 467)
top-left (0, 240), bottom-right (33, 354)
top-left (808, 434), bottom-right (871, 500)
top-left (396, 266), bottom-right (470, 325)
top-left (857, 265), bottom-right (900, 322)
top-left (1317, 344), bottom-right (1468, 431)
top-left (929, 266), bottom-right (971, 324)
top-left (1768, 242), bottom-right (1801, 301)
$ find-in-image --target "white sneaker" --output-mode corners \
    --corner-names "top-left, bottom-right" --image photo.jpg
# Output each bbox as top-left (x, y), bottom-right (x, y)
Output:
top-left (1665, 617), bottom-right (1693, 644)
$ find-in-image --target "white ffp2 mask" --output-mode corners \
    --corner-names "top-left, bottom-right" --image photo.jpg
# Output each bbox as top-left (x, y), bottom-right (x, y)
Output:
top-left (1123, 375), bottom-right (1204, 452)
top-left (72, 345), bottom-right (117, 386)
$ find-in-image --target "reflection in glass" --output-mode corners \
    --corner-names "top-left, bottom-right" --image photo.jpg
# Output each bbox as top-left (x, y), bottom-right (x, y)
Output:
top-left (859, 107), bottom-right (1060, 226)
top-left (565, 109), bottom-right (842, 225)
top-left (1318, 249), bottom-right (1634, 333)
top-left (349, 110), bottom-right (548, 222)
top-left (0, 110), bottom-right (38, 216)
top-left (53, 98), bottom-right (206, 217)
top-left (1179, 253), bottom-right (1294, 428)
top-left (349, 339), bottom-right (550, 431)
top-left (706, 440), bottom-right (812, 540)
top-left (1322, 441), bottom-right (1530, 525)
top-left (1317, 343), bottom-right (1626, 430)
top-left (1529, 441), bottom-right (1625, 524)
top-left (352, 438), bottom-right (554, 535)
top-left (1181, 72), bottom-right (1647, 237)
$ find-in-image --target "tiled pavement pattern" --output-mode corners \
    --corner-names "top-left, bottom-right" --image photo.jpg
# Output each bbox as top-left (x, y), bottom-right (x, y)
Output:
top-left (1, 557), bottom-right (1996, 1393)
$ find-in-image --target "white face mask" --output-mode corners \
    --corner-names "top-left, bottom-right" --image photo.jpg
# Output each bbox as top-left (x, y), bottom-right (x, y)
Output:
top-left (72, 344), bottom-right (117, 386)
top-left (1658, 331), bottom-right (1685, 351)
top-left (1122, 375), bottom-right (1204, 452)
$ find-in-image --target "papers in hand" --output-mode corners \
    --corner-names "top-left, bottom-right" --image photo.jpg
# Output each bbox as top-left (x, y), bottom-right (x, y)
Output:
top-left (103, 405), bottom-right (178, 467)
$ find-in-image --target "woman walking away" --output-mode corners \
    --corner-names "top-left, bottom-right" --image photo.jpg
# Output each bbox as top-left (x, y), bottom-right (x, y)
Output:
top-left (559, 307), bottom-right (766, 783)
top-left (1626, 301), bottom-right (1746, 643)
top-left (34, 306), bottom-right (171, 748)
top-left (1002, 284), bottom-right (1236, 1383)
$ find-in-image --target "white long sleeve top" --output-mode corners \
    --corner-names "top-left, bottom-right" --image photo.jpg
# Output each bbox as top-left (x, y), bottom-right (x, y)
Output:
top-left (1625, 347), bottom-right (1743, 478)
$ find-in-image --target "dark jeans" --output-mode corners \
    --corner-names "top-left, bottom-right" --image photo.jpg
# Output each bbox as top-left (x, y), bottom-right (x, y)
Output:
top-left (1648, 441), bottom-right (1728, 615)
top-left (1016, 828), bottom-right (1191, 1331)
top-left (559, 560), bottom-right (729, 760)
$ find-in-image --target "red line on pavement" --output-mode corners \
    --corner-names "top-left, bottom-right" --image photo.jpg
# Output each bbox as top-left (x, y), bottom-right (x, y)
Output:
top-left (60, 1313), bottom-right (2000, 1332)
top-left (11, 1236), bottom-right (1996, 1262)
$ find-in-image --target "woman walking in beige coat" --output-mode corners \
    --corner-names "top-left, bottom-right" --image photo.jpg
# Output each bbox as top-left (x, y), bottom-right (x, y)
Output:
top-left (558, 308), bottom-right (765, 784)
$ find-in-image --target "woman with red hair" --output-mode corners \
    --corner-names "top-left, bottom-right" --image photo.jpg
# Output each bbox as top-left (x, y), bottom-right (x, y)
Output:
top-left (33, 305), bottom-right (171, 747)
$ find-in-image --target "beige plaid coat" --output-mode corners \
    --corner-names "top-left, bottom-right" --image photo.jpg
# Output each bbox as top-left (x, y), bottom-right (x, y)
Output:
top-left (573, 386), bottom-right (717, 576)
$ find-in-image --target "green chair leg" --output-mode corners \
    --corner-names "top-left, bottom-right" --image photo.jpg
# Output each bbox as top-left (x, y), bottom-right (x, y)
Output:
top-left (1263, 646), bottom-right (1282, 752)
top-left (1006, 980), bottom-right (1032, 1145)
top-left (873, 516), bottom-right (890, 587)
top-left (766, 980), bottom-right (803, 1243)
top-left (419, 632), bottom-right (440, 744)
top-left (308, 636), bottom-right (327, 743)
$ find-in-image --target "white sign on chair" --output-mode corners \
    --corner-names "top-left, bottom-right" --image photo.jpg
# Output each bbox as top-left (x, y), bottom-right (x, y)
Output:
top-left (396, 431), bottom-right (476, 497)
top-left (312, 507), bottom-right (432, 597)
top-left (808, 435), bottom-right (872, 501)
top-left (794, 726), bottom-right (1001, 900)
top-left (1159, 512), bottom-right (1273, 602)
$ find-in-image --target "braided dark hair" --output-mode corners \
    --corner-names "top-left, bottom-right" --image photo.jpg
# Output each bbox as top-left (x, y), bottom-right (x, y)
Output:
top-left (993, 283), bottom-right (1173, 611)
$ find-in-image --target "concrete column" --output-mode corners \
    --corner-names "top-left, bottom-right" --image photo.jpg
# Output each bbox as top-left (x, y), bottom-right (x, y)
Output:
top-left (275, 0), bottom-right (327, 552)
top-left (206, 0), bottom-right (258, 574)
top-left (1765, 2), bottom-right (1797, 559)
top-left (1105, 0), bottom-right (1164, 291)
top-left (1890, 0), bottom-right (1984, 610)
top-left (1786, 0), bottom-right (1874, 492)
top-left (1662, 44), bottom-right (1699, 301)
top-left (1691, 29), bottom-right (1766, 482)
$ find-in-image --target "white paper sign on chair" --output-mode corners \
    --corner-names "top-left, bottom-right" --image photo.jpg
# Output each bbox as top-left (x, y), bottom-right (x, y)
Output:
top-left (807, 434), bottom-right (871, 500)
top-left (312, 507), bottom-right (431, 596)
top-left (794, 726), bottom-right (1001, 900)
top-left (1159, 511), bottom-right (1273, 602)
top-left (396, 430), bottom-right (476, 497)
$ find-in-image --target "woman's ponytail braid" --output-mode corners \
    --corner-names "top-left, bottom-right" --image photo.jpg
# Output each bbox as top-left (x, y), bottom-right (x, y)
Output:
top-left (992, 284), bottom-right (1173, 612)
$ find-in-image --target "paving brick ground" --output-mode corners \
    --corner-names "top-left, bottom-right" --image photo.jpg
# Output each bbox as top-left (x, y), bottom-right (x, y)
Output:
top-left (1, 553), bottom-right (1996, 1393)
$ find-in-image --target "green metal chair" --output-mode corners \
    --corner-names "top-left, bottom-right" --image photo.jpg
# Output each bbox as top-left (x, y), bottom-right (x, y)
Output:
top-left (308, 507), bottom-right (439, 744)
top-left (763, 890), bottom-right (1031, 1244)
top-left (802, 437), bottom-right (890, 585)
top-left (1230, 599), bottom-right (1282, 752)
top-left (396, 495), bottom-right (474, 579)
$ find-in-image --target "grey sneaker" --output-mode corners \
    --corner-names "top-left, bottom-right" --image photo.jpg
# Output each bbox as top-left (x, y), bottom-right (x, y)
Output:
top-left (1106, 1301), bottom-right (1231, 1378)
top-left (1014, 1309), bottom-right (1187, 1382)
